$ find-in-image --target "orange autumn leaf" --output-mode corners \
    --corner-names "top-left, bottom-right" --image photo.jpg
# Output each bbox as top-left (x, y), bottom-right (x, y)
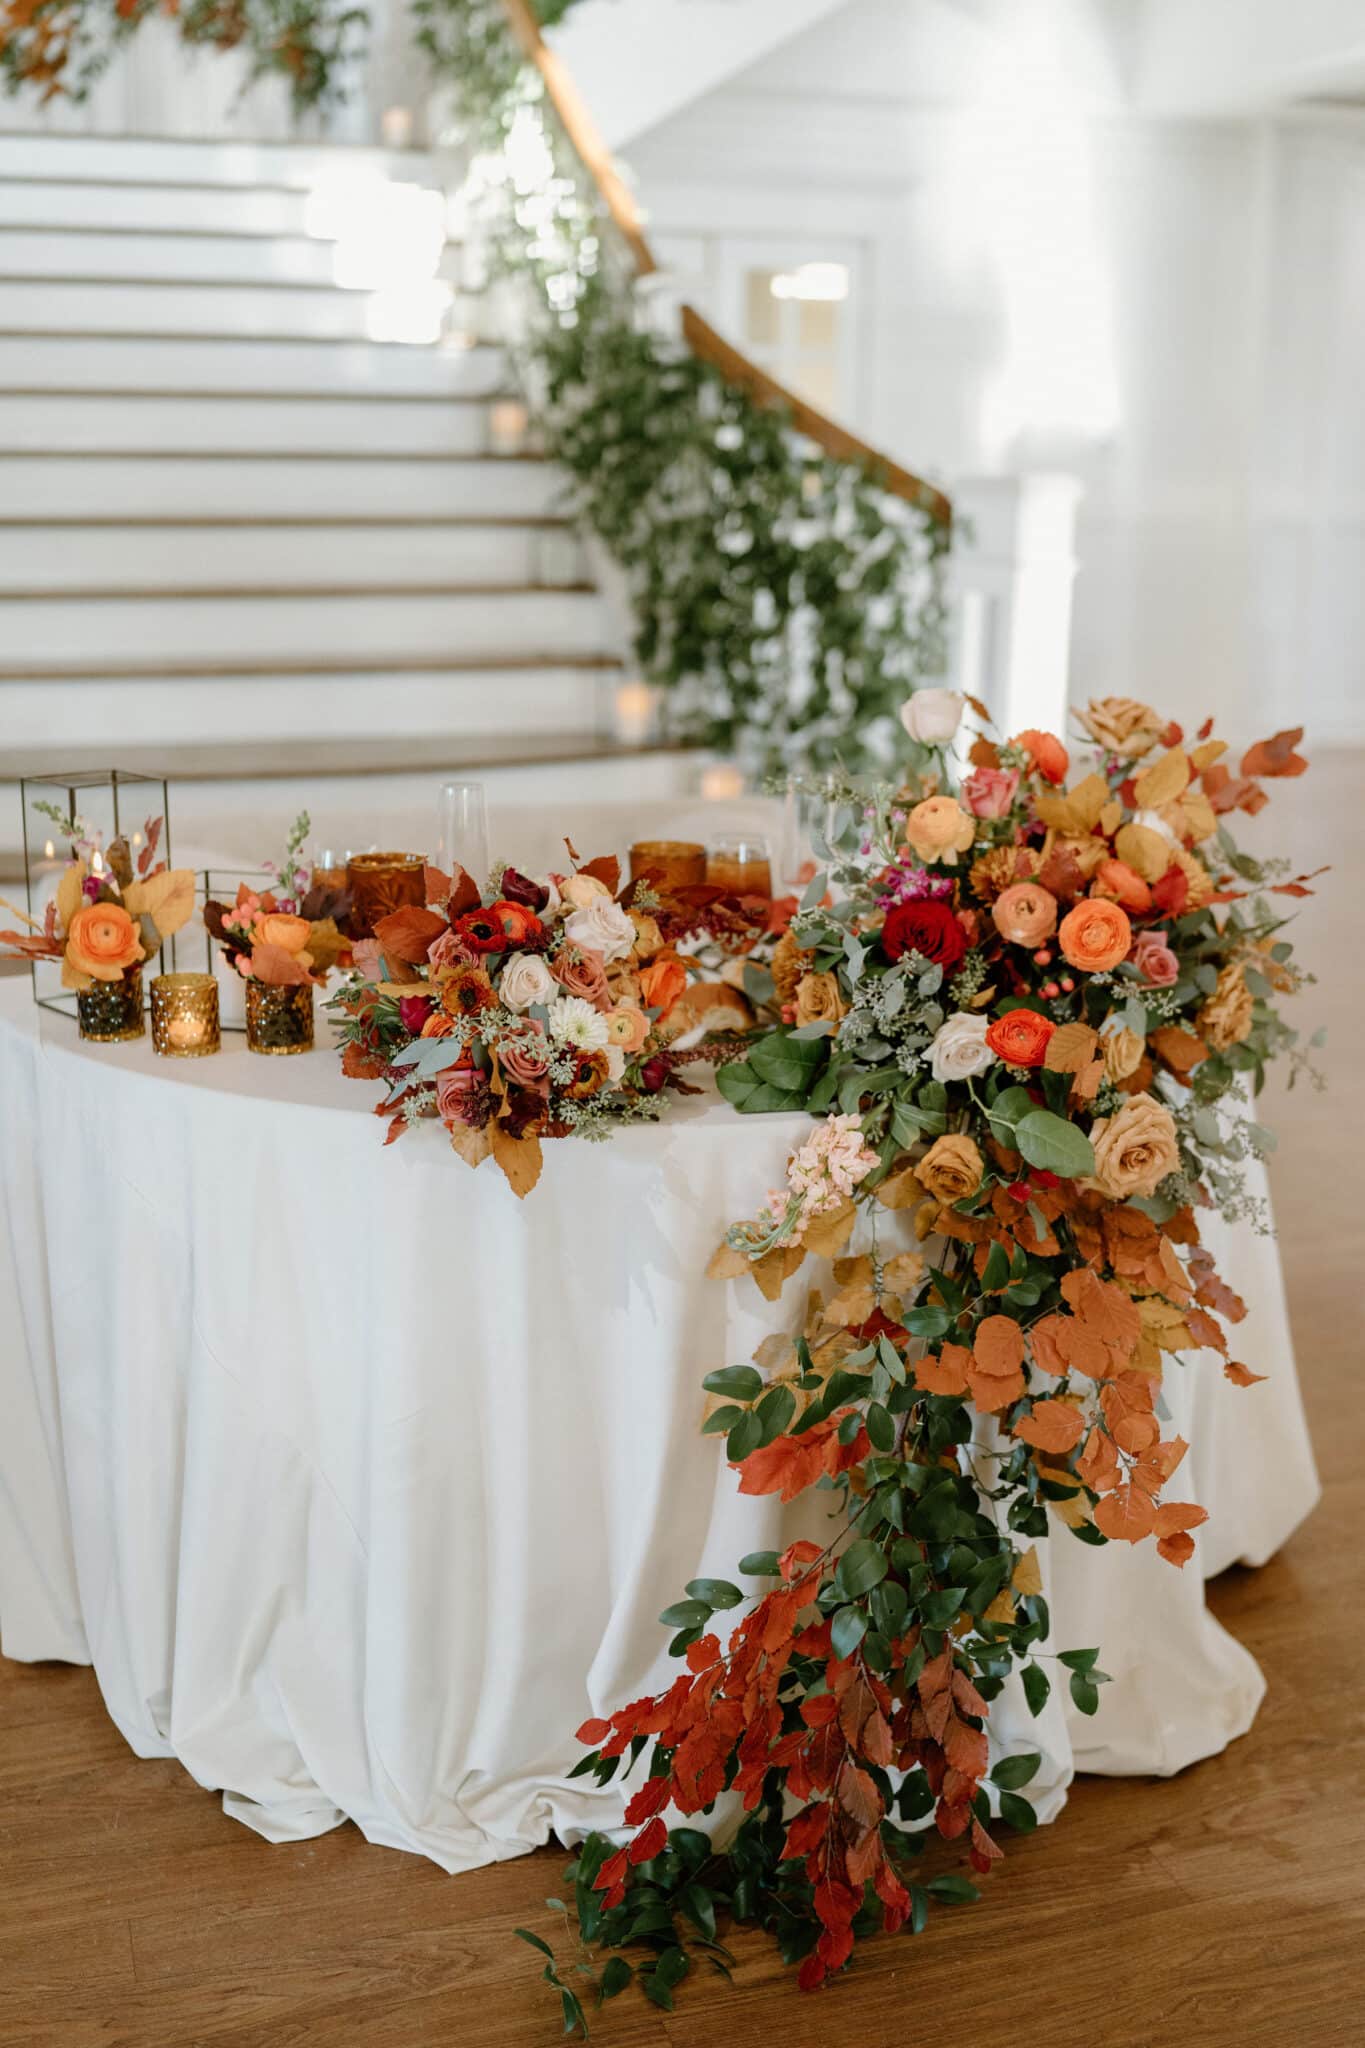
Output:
top-left (1225, 1360), bottom-right (1268, 1387)
top-left (915, 1341), bottom-right (972, 1396)
top-left (371, 904), bottom-right (448, 965)
top-left (1240, 727), bottom-right (1307, 779)
top-left (1111, 1412), bottom-right (1159, 1456)
top-left (1076, 1426), bottom-right (1120, 1492)
top-left (1013, 1400), bottom-right (1085, 1455)
top-left (973, 1315), bottom-right (1026, 1379)
top-left (735, 1414), bottom-right (868, 1502)
top-left (1093, 1485), bottom-right (1157, 1544)
top-left (1028, 1314), bottom-right (1072, 1376)
top-left (1157, 1530), bottom-right (1196, 1568)
top-left (1153, 1501), bottom-right (1209, 1539)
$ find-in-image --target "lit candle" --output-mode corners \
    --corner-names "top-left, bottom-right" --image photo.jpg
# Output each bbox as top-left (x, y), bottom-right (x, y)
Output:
top-left (380, 105), bottom-right (414, 150)
top-left (613, 681), bottom-right (656, 748)
top-left (151, 972), bottom-right (221, 1059)
top-left (700, 764), bottom-right (745, 802)
top-left (488, 398), bottom-right (529, 456)
top-left (706, 837), bottom-right (772, 899)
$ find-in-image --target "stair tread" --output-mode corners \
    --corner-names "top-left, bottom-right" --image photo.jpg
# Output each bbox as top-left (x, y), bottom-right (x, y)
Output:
top-left (0, 652), bottom-right (622, 679)
top-left (0, 583), bottom-right (595, 602)
top-left (0, 733), bottom-right (687, 783)
top-left (2, 388), bottom-right (505, 405)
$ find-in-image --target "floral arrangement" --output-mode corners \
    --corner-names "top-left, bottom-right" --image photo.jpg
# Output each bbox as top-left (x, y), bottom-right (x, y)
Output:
top-left (330, 847), bottom-right (717, 1197)
top-left (203, 814), bottom-right (351, 988)
top-left (0, 807), bottom-right (194, 987)
top-left (525, 696), bottom-right (1321, 2031)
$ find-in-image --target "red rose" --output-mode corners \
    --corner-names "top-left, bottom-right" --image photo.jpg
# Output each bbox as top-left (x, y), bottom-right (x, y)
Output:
top-left (985, 1007), bottom-right (1057, 1067)
top-left (881, 899), bottom-right (969, 971)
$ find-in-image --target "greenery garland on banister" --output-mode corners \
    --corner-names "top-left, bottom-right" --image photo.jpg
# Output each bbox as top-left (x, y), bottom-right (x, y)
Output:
top-left (2, 0), bottom-right (952, 774)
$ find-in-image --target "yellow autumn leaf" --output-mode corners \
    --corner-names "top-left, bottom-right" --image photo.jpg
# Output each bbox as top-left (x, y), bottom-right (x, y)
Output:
top-left (123, 866), bottom-right (196, 940)
top-left (981, 1588), bottom-right (1016, 1625)
top-left (1035, 772), bottom-right (1108, 835)
top-left (883, 1250), bottom-right (925, 1296)
top-left (874, 1162), bottom-right (922, 1210)
top-left (1099, 798), bottom-right (1123, 836)
top-left (448, 1123), bottom-right (492, 1169)
top-left (1190, 739), bottom-right (1227, 773)
top-left (1114, 822), bottom-right (1170, 883)
top-left (1044, 1020), bottom-right (1100, 1074)
top-left (802, 1198), bottom-right (857, 1260)
top-left (490, 1122), bottom-right (542, 1198)
top-left (55, 861), bottom-right (86, 932)
top-left (1134, 746), bottom-right (1190, 809)
top-left (751, 1244), bottom-right (805, 1302)
top-left (706, 1241), bottom-right (752, 1281)
top-left (1011, 1546), bottom-right (1044, 1597)
top-left (1174, 790), bottom-right (1217, 845)
top-left (752, 1332), bottom-right (797, 1376)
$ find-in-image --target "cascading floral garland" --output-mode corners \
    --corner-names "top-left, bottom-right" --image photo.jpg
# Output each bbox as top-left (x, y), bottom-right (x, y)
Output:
top-left (519, 694), bottom-right (1322, 2032)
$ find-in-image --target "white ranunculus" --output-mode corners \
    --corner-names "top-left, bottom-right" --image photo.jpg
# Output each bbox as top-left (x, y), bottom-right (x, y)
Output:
top-left (547, 994), bottom-right (610, 1051)
top-left (604, 1044), bottom-right (627, 1086)
top-left (899, 689), bottom-right (965, 745)
top-left (500, 950), bottom-right (557, 1012)
top-left (928, 1010), bottom-right (996, 1084)
top-left (564, 895), bottom-right (637, 963)
top-left (560, 871), bottom-right (610, 912)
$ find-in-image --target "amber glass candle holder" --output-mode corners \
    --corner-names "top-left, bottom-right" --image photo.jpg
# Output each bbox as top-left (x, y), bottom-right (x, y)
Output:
top-left (346, 851), bottom-right (426, 939)
top-left (705, 837), bottom-right (772, 899)
top-left (151, 972), bottom-right (221, 1058)
top-left (76, 968), bottom-right (145, 1043)
top-left (245, 981), bottom-right (314, 1055)
top-left (628, 839), bottom-right (706, 891)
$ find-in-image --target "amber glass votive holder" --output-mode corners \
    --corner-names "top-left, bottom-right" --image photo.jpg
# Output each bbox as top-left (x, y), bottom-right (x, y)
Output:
top-left (151, 972), bottom-right (221, 1058)
top-left (77, 968), bottom-right (145, 1043)
top-left (346, 851), bottom-right (426, 938)
top-left (245, 981), bottom-right (314, 1055)
top-left (706, 837), bottom-right (772, 899)
top-left (628, 839), bottom-right (706, 891)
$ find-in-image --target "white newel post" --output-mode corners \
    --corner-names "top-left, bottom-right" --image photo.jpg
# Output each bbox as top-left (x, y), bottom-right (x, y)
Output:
top-left (947, 474), bottom-right (1082, 740)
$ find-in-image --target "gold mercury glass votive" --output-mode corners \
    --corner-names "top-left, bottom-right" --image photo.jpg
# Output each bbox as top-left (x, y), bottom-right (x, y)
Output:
top-left (76, 968), bottom-right (145, 1043)
top-left (346, 851), bottom-right (426, 939)
top-left (150, 972), bottom-right (221, 1058)
top-left (245, 981), bottom-right (314, 1056)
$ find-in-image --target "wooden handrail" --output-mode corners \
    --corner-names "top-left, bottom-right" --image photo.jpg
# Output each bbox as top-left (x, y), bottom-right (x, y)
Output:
top-left (498, 0), bottom-right (952, 528)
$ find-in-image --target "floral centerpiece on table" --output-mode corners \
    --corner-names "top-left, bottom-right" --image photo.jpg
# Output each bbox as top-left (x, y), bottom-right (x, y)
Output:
top-left (522, 696), bottom-right (1322, 2033)
top-left (0, 807), bottom-right (195, 988)
top-left (203, 813), bottom-right (351, 988)
top-left (330, 847), bottom-right (704, 1197)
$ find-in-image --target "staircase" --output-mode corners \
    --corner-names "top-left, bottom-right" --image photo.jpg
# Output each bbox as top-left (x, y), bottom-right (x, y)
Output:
top-left (0, 132), bottom-right (692, 864)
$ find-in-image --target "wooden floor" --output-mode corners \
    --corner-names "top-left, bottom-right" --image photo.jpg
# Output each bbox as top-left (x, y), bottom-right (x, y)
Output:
top-left (3, 751), bottom-right (1363, 2048)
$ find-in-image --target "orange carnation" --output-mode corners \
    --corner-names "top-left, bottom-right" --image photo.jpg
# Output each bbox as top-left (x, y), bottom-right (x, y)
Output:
top-left (638, 955), bottom-right (686, 1018)
top-left (1014, 729), bottom-right (1069, 784)
top-left (1091, 859), bottom-right (1152, 915)
top-left (985, 1008), bottom-right (1056, 1067)
top-left (65, 902), bottom-right (145, 981)
top-left (1058, 898), bottom-right (1132, 973)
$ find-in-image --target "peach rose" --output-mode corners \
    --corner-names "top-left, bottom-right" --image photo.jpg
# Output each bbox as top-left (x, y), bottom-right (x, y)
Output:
top-left (497, 1028), bottom-right (552, 1090)
top-left (992, 882), bottom-right (1057, 948)
top-left (905, 795), bottom-right (976, 867)
top-left (917, 1133), bottom-right (984, 1205)
top-left (258, 912), bottom-right (312, 955)
top-left (1077, 697), bottom-right (1164, 759)
top-left (1197, 964), bottom-right (1254, 1051)
top-left (552, 945), bottom-right (612, 1011)
top-left (65, 902), bottom-right (145, 981)
top-left (1091, 859), bottom-right (1153, 915)
top-left (1013, 729), bottom-right (1069, 783)
top-left (794, 971), bottom-right (847, 1028)
top-left (604, 1002), bottom-right (650, 1053)
top-left (1127, 928), bottom-right (1180, 988)
top-left (1058, 898), bottom-right (1132, 973)
top-left (1086, 1092), bottom-right (1180, 1199)
top-left (1101, 1025), bottom-right (1146, 1081)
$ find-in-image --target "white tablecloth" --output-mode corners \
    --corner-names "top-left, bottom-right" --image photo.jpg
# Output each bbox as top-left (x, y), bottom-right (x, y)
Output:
top-left (0, 980), bottom-right (1320, 1870)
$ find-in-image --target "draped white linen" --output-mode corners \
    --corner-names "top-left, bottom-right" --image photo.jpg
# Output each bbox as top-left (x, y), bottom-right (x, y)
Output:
top-left (0, 982), bottom-right (1319, 1871)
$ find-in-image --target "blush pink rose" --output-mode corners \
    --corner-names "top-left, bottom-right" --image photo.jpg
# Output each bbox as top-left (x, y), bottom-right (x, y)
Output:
top-left (1128, 928), bottom-right (1180, 987)
top-left (497, 1025), bottom-right (552, 1089)
top-left (551, 945), bottom-right (613, 1011)
top-left (435, 1063), bottom-right (486, 1127)
top-left (962, 766), bottom-right (1020, 819)
top-left (429, 927), bottom-right (480, 971)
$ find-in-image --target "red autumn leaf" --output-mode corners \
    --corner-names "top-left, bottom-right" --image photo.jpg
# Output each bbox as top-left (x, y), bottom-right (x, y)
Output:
top-left (951, 1668), bottom-right (990, 1719)
top-left (735, 1418), bottom-right (840, 1501)
top-left (970, 1817), bottom-right (1004, 1873)
top-left (1187, 1248), bottom-right (1247, 1324)
top-left (779, 1539), bottom-right (824, 1582)
top-left (1093, 1486), bottom-right (1157, 1544)
top-left (797, 1953), bottom-right (827, 1991)
top-left (800, 1693), bottom-right (840, 1728)
top-left (845, 1826), bottom-right (884, 1887)
top-left (594, 1846), bottom-right (629, 1893)
top-left (685, 1633), bottom-right (720, 1672)
top-left (836, 1760), bottom-right (882, 1835)
top-left (341, 1041), bottom-right (388, 1080)
top-left (624, 1774), bottom-right (673, 1824)
top-left (943, 1714), bottom-right (989, 1779)
top-left (1028, 1314), bottom-right (1071, 1376)
top-left (1241, 727), bottom-right (1307, 778)
top-left (575, 1716), bottom-right (611, 1745)
top-left (371, 905), bottom-right (448, 965)
top-left (936, 1796), bottom-right (972, 1840)
top-left (628, 1816), bottom-right (668, 1864)
top-left (424, 863), bottom-right (452, 907)
top-left (1151, 866), bottom-right (1189, 917)
top-left (915, 1341), bottom-right (971, 1396)
top-left (1225, 1359), bottom-right (1268, 1387)
top-left (1013, 1400), bottom-right (1085, 1455)
top-left (782, 1802), bottom-right (830, 1861)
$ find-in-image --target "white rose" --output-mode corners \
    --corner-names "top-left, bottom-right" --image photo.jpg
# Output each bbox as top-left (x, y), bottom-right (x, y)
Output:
top-left (564, 896), bottom-right (637, 964)
top-left (900, 689), bottom-right (965, 746)
top-left (604, 1044), bottom-right (626, 1086)
top-left (928, 1010), bottom-right (996, 1084)
top-left (500, 951), bottom-right (557, 1012)
top-left (560, 872), bottom-right (610, 912)
top-left (547, 994), bottom-right (610, 1052)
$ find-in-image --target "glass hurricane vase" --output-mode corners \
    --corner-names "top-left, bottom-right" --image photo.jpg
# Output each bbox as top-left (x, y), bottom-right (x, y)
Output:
top-left (76, 968), bottom-right (145, 1043)
top-left (245, 980), bottom-right (314, 1055)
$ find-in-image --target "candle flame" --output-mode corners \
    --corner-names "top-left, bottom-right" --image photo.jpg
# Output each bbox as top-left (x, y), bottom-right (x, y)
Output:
top-left (43, 839), bottom-right (55, 859)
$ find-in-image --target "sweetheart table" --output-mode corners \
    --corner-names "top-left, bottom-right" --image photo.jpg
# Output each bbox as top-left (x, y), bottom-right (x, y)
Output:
top-left (0, 978), bottom-right (1319, 1873)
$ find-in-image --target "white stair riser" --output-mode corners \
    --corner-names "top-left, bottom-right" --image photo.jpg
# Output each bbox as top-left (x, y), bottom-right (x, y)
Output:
top-left (0, 524), bottom-right (582, 592)
top-left (0, 280), bottom-right (396, 338)
top-left (0, 455), bottom-right (565, 519)
top-left (0, 395), bottom-right (493, 457)
top-left (0, 668), bottom-right (611, 748)
top-left (0, 227), bottom-right (345, 286)
top-left (0, 136), bottom-right (439, 190)
top-left (0, 590), bottom-right (611, 666)
top-left (0, 334), bottom-right (508, 396)
top-left (0, 181), bottom-right (312, 235)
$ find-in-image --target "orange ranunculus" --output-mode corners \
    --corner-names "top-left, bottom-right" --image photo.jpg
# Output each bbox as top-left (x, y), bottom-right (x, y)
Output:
top-left (638, 955), bottom-right (687, 1018)
top-left (604, 1002), bottom-right (650, 1053)
top-left (488, 898), bottom-right (544, 947)
top-left (65, 902), bottom-right (145, 981)
top-left (258, 912), bottom-right (312, 955)
top-left (905, 794), bottom-right (976, 867)
top-left (1091, 859), bottom-right (1153, 915)
top-left (1013, 729), bottom-right (1069, 784)
top-left (984, 1008), bottom-right (1056, 1067)
top-left (991, 882), bottom-right (1057, 948)
top-left (1058, 898), bottom-right (1132, 974)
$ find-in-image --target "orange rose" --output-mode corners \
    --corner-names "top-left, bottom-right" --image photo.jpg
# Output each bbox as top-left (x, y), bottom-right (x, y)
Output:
top-left (1091, 859), bottom-right (1152, 915)
top-left (985, 1008), bottom-right (1056, 1067)
top-left (65, 902), bottom-right (145, 981)
top-left (1013, 729), bottom-right (1069, 783)
top-left (905, 795), bottom-right (976, 867)
top-left (258, 912), bottom-right (312, 955)
top-left (638, 955), bottom-right (687, 1018)
top-left (991, 882), bottom-right (1057, 948)
top-left (1058, 898), bottom-right (1132, 973)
